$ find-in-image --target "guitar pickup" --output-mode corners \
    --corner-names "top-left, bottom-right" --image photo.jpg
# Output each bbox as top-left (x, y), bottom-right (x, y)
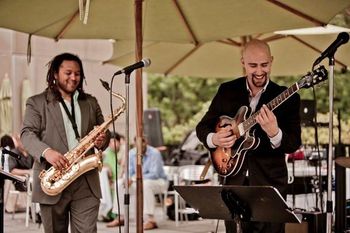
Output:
top-left (237, 123), bottom-right (244, 137)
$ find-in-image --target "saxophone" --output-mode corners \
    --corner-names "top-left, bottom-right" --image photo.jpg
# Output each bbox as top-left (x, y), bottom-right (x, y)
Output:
top-left (39, 84), bottom-right (125, 196)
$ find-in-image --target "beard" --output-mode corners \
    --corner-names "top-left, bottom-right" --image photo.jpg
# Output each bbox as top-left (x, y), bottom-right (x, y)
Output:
top-left (252, 73), bottom-right (268, 88)
top-left (57, 80), bottom-right (79, 96)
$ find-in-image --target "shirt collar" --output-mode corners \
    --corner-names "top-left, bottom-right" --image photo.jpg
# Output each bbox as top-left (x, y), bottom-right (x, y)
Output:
top-left (61, 90), bottom-right (79, 103)
top-left (245, 78), bottom-right (269, 97)
top-left (73, 90), bottom-right (79, 102)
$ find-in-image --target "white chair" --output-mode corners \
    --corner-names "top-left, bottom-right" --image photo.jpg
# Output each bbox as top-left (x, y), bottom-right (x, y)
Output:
top-left (161, 165), bottom-right (179, 219)
top-left (174, 164), bottom-right (213, 226)
top-left (4, 174), bottom-right (34, 227)
top-left (25, 175), bottom-right (40, 227)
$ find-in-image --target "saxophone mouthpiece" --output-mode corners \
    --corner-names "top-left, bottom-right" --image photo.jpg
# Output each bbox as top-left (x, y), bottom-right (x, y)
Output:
top-left (99, 79), bottom-right (110, 91)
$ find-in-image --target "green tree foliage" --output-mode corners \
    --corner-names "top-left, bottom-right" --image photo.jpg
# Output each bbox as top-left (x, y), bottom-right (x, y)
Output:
top-left (147, 74), bottom-right (229, 144)
top-left (330, 8), bottom-right (350, 28)
top-left (274, 71), bottom-right (350, 119)
top-left (273, 72), bottom-right (350, 144)
top-left (148, 71), bottom-right (350, 146)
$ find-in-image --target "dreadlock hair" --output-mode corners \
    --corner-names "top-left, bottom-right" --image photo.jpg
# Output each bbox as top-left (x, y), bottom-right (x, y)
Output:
top-left (46, 53), bottom-right (86, 100)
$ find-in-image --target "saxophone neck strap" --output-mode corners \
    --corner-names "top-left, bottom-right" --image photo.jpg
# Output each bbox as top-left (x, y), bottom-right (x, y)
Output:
top-left (59, 95), bottom-right (80, 140)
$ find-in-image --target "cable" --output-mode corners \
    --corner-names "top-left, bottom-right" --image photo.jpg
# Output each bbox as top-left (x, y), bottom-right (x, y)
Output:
top-left (311, 84), bottom-right (324, 213)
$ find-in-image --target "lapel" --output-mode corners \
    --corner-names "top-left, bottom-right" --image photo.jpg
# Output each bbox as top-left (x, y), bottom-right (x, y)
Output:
top-left (79, 97), bottom-right (90, 137)
top-left (240, 77), bottom-right (253, 111)
top-left (256, 81), bottom-right (273, 111)
top-left (46, 91), bottom-right (68, 149)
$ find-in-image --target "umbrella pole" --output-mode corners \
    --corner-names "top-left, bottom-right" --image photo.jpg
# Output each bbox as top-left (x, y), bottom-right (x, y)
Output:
top-left (135, 0), bottom-right (144, 233)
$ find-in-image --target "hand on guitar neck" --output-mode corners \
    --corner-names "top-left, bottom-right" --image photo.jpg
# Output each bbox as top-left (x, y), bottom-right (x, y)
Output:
top-left (255, 104), bottom-right (279, 138)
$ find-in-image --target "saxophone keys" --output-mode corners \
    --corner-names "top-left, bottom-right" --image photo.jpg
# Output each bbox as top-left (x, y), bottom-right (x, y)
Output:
top-left (39, 170), bottom-right (46, 179)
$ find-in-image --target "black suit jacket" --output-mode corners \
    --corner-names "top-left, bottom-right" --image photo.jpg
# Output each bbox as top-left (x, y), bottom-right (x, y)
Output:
top-left (196, 77), bottom-right (301, 196)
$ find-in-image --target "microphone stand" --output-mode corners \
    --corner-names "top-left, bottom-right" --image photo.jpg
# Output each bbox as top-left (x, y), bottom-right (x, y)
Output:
top-left (123, 72), bottom-right (131, 233)
top-left (106, 71), bottom-right (131, 233)
top-left (325, 56), bottom-right (335, 233)
top-left (2, 148), bottom-right (21, 161)
top-left (311, 32), bottom-right (349, 232)
top-left (109, 60), bottom-right (149, 232)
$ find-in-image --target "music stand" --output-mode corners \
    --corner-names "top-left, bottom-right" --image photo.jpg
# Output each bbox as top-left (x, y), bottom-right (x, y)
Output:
top-left (174, 185), bottom-right (301, 231)
top-left (0, 170), bottom-right (25, 233)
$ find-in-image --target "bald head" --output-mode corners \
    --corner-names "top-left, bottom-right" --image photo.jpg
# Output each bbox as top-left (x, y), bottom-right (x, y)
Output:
top-left (242, 39), bottom-right (271, 60)
top-left (240, 39), bottom-right (273, 95)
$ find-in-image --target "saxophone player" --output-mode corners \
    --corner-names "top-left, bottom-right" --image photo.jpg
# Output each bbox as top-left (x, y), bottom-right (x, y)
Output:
top-left (21, 53), bottom-right (110, 233)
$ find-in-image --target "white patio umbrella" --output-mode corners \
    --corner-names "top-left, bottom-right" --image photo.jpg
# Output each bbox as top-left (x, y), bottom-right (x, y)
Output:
top-left (21, 78), bottom-right (32, 120)
top-left (0, 73), bottom-right (13, 134)
top-left (105, 25), bottom-right (350, 78)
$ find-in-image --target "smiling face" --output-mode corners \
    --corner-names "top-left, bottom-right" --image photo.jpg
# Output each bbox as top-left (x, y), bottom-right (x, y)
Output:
top-left (241, 40), bottom-right (273, 96)
top-left (54, 60), bottom-right (81, 99)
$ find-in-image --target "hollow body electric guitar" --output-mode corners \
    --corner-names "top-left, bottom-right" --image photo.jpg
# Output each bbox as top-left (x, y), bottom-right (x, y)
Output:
top-left (211, 66), bottom-right (328, 177)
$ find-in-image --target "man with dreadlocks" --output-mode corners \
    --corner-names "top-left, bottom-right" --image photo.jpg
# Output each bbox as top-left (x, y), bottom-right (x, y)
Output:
top-left (21, 53), bottom-right (110, 233)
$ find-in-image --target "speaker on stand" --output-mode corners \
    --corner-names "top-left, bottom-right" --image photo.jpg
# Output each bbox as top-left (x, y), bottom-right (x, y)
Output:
top-left (143, 108), bottom-right (164, 148)
top-left (299, 99), bottom-right (316, 127)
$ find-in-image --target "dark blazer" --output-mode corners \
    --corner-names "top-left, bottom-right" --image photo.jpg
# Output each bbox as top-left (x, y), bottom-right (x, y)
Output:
top-left (196, 77), bottom-right (301, 196)
top-left (21, 89), bottom-right (108, 204)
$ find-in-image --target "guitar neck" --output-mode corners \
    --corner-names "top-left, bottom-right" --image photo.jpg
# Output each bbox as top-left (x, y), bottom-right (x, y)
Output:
top-left (242, 83), bottom-right (300, 132)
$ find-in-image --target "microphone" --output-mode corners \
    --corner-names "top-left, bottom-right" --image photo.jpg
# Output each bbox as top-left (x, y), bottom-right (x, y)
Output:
top-left (99, 79), bottom-right (110, 91)
top-left (113, 58), bottom-right (151, 76)
top-left (2, 148), bottom-right (21, 160)
top-left (313, 32), bottom-right (349, 67)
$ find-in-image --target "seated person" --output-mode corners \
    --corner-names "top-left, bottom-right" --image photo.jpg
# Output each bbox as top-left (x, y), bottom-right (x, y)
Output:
top-left (9, 134), bottom-right (34, 180)
top-left (103, 132), bottom-right (122, 189)
top-left (106, 137), bottom-right (168, 230)
top-left (2, 134), bottom-right (34, 191)
top-left (0, 134), bottom-right (14, 172)
top-left (1, 134), bottom-right (34, 182)
top-left (117, 134), bottom-right (126, 178)
top-left (100, 132), bottom-right (122, 220)
top-left (1, 134), bottom-right (40, 222)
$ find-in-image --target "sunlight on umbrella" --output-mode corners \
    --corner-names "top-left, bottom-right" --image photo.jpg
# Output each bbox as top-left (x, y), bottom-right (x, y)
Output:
top-left (275, 24), bottom-right (350, 35)
top-left (104, 25), bottom-right (350, 78)
top-left (0, 73), bottom-right (13, 134)
top-left (21, 78), bottom-right (32, 120)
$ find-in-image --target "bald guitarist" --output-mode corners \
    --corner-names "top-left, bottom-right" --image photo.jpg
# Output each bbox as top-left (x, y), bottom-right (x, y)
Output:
top-left (196, 39), bottom-right (301, 233)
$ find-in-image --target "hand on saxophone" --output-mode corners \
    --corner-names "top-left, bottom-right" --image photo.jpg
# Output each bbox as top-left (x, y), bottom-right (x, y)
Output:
top-left (94, 131), bottom-right (107, 149)
top-left (44, 149), bottom-right (69, 170)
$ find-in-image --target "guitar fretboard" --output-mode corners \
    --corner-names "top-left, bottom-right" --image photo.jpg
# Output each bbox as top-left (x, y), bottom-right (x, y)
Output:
top-left (242, 83), bottom-right (299, 132)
